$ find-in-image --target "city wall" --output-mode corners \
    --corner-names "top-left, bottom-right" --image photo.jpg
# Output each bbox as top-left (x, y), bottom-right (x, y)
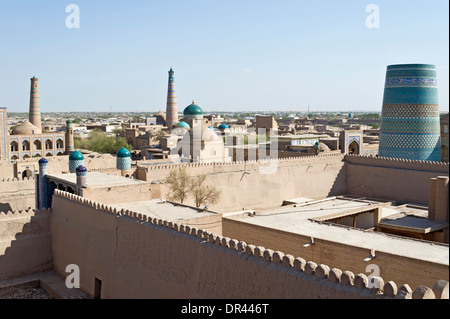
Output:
top-left (0, 178), bottom-right (36, 212)
top-left (222, 216), bottom-right (448, 291)
top-left (345, 155), bottom-right (449, 205)
top-left (138, 153), bottom-right (347, 212)
top-left (0, 208), bottom-right (52, 281)
top-left (50, 190), bottom-right (448, 299)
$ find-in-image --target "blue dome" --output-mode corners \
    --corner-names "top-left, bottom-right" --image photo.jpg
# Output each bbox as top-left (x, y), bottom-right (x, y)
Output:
top-left (76, 165), bottom-right (87, 172)
top-left (117, 147), bottom-right (131, 158)
top-left (208, 126), bottom-right (214, 130)
top-left (178, 121), bottom-right (190, 128)
top-left (218, 123), bottom-right (229, 129)
top-left (38, 158), bottom-right (48, 164)
top-left (69, 150), bottom-right (84, 161)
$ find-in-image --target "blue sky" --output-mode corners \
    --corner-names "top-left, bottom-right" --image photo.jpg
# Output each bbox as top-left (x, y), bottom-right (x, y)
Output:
top-left (0, 0), bottom-right (448, 113)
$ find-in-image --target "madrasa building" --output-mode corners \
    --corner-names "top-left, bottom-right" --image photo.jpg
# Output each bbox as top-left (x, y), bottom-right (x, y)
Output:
top-left (0, 77), bottom-right (74, 178)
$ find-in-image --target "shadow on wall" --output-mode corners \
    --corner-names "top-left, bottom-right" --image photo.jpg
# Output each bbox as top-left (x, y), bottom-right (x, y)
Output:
top-left (327, 162), bottom-right (347, 197)
top-left (0, 209), bottom-right (53, 281)
top-left (0, 203), bottom-right (12, 213)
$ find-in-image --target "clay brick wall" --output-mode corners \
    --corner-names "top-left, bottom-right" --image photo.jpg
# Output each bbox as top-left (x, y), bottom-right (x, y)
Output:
top-left (49, 190), bottom-right (447, 299)
top-left (345, 155), bottom-right (449, 205)
top-left (0, 208), bottom-right (52, 280)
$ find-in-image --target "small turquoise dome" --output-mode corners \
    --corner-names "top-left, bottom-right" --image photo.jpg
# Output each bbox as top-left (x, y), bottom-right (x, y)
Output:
top-left (117, 147), bottom-right (131, 158)
top-left (208, 126), bottom-right (214, 130)
top-left (178, 121), bottom-right (190, 128)
top-left (218, 123), bottom-right (229, 130)
top-left (183, 100), bottom-right (203, 119)
top-left (69, 150), bottom-right (84, 161)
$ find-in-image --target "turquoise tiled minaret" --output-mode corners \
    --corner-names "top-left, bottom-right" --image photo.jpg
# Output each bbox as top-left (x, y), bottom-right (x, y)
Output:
top-left (379, 64), bottom-right (441, 161)
top-left (69, 150), bottom-right (84, 173)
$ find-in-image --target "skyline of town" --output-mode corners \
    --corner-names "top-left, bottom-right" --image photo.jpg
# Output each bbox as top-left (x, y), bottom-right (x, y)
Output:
top-left (0, 1), bottom-right (448, 113)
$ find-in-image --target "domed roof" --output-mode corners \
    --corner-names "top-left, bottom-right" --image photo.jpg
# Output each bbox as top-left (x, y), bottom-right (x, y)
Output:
top-left (69, 150), bottom-right (84, 161)
top-left (11, 120), bottom-right (42, 135)
top-left (76, 165), bottom-right (87, 172)
top-left (117, 147), bottom-right (131, 158)
top-left (154, 110), bottom-right (166, 118)
top-left (178, 121), bottom-right (190, 128)
top-left (183, 100), bottom-right (203, 117)
top-left (38, 158), bottom-right (48, 164)
top-left (218, 123), bottom-right (229, 130)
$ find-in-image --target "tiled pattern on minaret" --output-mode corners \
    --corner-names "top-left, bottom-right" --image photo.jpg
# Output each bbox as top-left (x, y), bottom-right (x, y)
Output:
top-left (379, 64), bottom-right (441, 161)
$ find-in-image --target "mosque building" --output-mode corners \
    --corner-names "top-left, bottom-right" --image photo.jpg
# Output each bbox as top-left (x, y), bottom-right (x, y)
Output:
top-left (0, 77), bottom-right (72, 167)
top-left (176, 100), bottom-right (231, 163)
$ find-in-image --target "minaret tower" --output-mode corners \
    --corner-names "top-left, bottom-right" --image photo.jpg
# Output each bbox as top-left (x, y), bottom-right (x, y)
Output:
top-left (165, 67), bottom-right (178, 127)
top-left (29, 76), bottom-right (42, 129)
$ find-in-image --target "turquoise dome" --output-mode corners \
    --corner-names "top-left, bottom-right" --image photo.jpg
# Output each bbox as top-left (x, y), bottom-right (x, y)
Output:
top-left (218, 123), bottom-right (229, 130)
top-left (183, 100), bottom-right (203, 118)
top-left (117, 147), bottom-right (131, 158)
top-left (178, 121), bottom-right (190, 128)
top-left (69, 150), bottom-right (84, 161)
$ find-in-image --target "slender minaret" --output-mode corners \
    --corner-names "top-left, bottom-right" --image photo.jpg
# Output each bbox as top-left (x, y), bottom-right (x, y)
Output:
top-left (165, 67), bottom-right (178, 127)
top-left (65, 120), bottom-right (75, 154)
top-left (29, 76), bottom-right (42, 129)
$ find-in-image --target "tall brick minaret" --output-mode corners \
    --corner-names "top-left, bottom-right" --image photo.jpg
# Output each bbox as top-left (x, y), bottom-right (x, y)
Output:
top-left (29, 76), bottom-right (42, 129)
top-left (165, 67), bottom-right (178, 127)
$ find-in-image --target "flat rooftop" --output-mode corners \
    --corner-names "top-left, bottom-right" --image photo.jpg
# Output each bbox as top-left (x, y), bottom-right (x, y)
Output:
top-left (111, 199), bottom-right (218, 223)
top-left (47, 172), bottom-right (147, 189)
top-left (226, 196), bottom-right (449, 265)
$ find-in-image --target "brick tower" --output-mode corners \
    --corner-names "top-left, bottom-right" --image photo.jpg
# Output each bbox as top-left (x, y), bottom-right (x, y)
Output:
top-left (165, 68), bottom-right (178, 127)
top-left (29, 76), bottom-right (42, 129)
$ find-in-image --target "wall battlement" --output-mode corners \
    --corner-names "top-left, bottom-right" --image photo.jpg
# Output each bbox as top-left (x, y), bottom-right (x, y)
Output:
top-left (139, 153), bottom-right (345, 172)
top-left (0, 176), bottom-right (35, 183)
top-left (52, 189), bottom-right (449, 299)
top-left (345, 154), bottom-right (449, 173)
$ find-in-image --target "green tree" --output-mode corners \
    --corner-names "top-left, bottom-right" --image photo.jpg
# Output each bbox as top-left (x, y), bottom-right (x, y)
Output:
top-left (74, 130), bottom-right (133, 154)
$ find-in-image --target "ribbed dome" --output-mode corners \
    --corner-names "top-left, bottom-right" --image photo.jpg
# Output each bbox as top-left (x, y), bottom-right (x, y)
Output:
top-left (69, 150), bottom-right (84, 161)
top-left (11, 120), bottom-right (42, 135)
top-left (117, 147), bottom-right (131, 158)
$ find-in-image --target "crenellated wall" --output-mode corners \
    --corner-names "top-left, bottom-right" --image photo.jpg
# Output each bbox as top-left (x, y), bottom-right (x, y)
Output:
top-left (345, 155), bottom-right (449, 205)
top-left (0, 177), bottom-right (36, 212)
top-left (0, 208), bottom-right (52, 280)
top-left (49, 190), bottom-right (448, 299)
top-left (138, 153), bottom-right (347, 212)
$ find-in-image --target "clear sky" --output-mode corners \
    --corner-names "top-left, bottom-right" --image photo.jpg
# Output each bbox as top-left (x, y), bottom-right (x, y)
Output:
top-left (0, 0), bottom-right (448, 113)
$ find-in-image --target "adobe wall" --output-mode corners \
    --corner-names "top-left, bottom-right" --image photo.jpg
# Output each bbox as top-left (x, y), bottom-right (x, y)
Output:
top-left (0, 178), bottom-right (36, 212)
top-left (345, 155), bottom-right (449, 205)
top-left (50, 191), bottom-right (447, 299)
top-left (138, 154), bottom-right (347, 212)
top-left (222, 216), bottom-right (448, 291)
top-left (0, 208), bottom-right (52, 281)
top-left (82, 183), bottom-right (162, 205)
